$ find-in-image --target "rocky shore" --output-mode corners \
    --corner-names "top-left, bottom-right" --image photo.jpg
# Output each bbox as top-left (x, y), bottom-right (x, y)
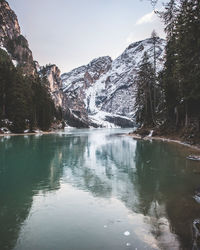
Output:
top-left (128, 131), bottom-right (200, 154)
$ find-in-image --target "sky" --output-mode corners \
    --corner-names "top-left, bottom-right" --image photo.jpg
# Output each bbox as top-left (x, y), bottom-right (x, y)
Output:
top-left (7, 0), bottom-right (165, 73)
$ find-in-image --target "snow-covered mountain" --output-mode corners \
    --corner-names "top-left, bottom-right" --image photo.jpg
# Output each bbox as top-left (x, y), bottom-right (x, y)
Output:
top-left (61, 38), bottom-right (166, 128)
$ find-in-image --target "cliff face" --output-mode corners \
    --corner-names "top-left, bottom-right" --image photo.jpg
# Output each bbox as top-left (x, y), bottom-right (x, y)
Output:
top-left (39, 64), bottom-right (64, 108)
top-left (39, 64), bottom-right (89, 128)
top-left (0, 0), bottom-right (20, 40)
top-left (0, 0), bottom-right (36, 75)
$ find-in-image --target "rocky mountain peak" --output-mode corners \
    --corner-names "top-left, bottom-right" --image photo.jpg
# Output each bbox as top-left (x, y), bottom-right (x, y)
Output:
top-left (0, 0), bottom-right (36, 76)
top-left (62, 56), bottom-right (112, 90)
top-left (0, 0), bottom-right (20, 43)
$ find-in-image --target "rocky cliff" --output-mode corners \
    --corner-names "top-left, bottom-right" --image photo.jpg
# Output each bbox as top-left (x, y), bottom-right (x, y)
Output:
top-left (39, 64), bottom-right (89, 128)
top-left (0, 0), bottom-right (36, 75)
top-left (39, 64), bottom-right (64, 108)
top-left (0, 0), bottom-right (20, 40)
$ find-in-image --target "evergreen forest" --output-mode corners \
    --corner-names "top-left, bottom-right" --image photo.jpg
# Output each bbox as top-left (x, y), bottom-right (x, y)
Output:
top-left (135, 0), bottom-right (200, 141)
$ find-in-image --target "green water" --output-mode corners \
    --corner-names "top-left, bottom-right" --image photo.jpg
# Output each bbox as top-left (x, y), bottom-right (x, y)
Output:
top-left (0, 128), bottom-right (200, 250)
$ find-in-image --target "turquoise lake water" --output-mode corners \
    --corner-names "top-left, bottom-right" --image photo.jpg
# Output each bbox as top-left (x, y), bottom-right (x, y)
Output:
top-left (0, 128), bottom-right (200, 250)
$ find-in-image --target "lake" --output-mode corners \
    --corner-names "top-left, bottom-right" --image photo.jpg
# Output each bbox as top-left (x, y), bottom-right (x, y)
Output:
top-left (0, 128), bottom-right (200, 250)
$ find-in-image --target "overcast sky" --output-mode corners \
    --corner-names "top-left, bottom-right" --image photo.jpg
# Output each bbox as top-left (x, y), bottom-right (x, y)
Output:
top-left (7, 0), bottom-right (165, 73)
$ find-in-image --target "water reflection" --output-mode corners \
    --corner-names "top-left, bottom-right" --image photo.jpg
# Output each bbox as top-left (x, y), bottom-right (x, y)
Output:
top-left (0, 135), bottom-right (64, 250)
top-left (0, 129), bottom-right (200, 249)
top-left (134, 141), bottom-right (200, 249)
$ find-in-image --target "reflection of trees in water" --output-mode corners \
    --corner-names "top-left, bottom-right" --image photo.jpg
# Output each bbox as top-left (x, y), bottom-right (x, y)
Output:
top-left (0, 135), bottom-right (64, 250)
top-left (134, 140), bottom-right (200, 250)
top-left (1, 133), bottom-right (200, 249)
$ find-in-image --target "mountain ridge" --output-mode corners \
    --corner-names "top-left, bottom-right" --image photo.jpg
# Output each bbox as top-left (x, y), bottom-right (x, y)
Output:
top-left (61, 37), bottom-right (166, 127)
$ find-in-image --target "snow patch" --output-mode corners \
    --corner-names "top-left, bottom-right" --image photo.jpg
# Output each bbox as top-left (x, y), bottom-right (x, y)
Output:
top-left (194, 195), bottom-right (200, 204)
top-left (0, 45), bottom-right (8, 53)
top-left (0, 127), bottom-right (11, 134)
top-left (148, 130), bottom-right (154, 137)
top-left (12, 59), bottom-right (18, 67)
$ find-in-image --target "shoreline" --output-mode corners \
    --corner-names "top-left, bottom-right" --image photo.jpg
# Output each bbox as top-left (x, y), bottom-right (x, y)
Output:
top-left (1, 129), bottom-right (200, 154)
top-left (0, 131), bottom-right (58, 137)
top-left (128, 133), bottom-right (200, 153)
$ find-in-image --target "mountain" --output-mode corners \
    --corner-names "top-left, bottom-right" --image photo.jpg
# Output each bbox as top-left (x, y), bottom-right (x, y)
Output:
top-left (39, 64), bottom-right (89, 128)
top-left (0, 0), bottom-right (89, 130)
top-left (61, 38), bottom-right (166, 128)
top-left (0, 1), bottom-right (64, 106)
top-left (61, 56), bottom-right (112, 126)
top-left (0, 0), bottom-right (36, 76)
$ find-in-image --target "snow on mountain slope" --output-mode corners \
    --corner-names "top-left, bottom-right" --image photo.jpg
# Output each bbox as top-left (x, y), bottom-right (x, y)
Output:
top-left (61, 56), bottom-right (112, 123)
top-left (61, 38), bottom-right (166, 128)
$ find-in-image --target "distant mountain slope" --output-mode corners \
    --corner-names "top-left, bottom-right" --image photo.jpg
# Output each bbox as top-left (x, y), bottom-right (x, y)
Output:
top-left (61, 38), bottom-right (166, 127)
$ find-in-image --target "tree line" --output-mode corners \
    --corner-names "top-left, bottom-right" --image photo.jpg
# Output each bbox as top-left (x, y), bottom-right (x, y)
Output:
top-left (135, 0), bottom-right (200, 137)
top-left (0, 48), bottom-right (61, 133)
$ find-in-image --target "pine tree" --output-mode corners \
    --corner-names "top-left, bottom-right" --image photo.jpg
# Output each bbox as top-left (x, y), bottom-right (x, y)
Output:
top-left (175, 0), bottom-right (200, 127)
top-left (158, 0), bottom-right (181, 126)
top-left (134, 52), bottom-right (155, 126)
top-left (158, 0), bottom-right (200, 131)
top-left (151, 30), bottom-right (162, 114)
top-left (0, 48), bottom-right (57, 133)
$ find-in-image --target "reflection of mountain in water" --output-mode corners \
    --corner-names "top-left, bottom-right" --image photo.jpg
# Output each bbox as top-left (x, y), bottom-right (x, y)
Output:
top-left (61, 132), bottom-right (137, 199)
top-left (61, 133), bottom-right (200, 249)
top-left (1, 131), bottom-right (200, 249)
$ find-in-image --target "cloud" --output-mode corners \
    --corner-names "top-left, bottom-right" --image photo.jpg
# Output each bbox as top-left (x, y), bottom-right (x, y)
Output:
top-left (125, 12), bottom-right (166, 47)
top-left (126, 32), bottom-right (135, 45)
top-left (136, 11), bottom-right (156, 25)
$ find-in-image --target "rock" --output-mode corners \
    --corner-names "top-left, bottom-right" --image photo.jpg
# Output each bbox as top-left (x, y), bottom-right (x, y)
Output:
top-left (0, 0), bottom-right (36, 76)
top-left (187, 155), bottom-right (200, 161)
top-left (39, 64), bottom-right (64, 108)
top-left (0, 1), bottom-right (20, 41)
